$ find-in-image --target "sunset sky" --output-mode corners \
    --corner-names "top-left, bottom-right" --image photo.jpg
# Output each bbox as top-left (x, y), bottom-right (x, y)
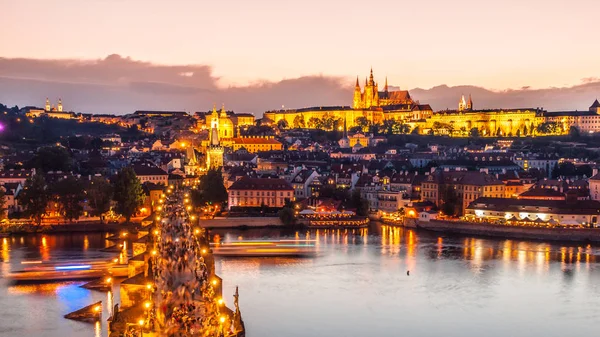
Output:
top-left (1, 0), bottom-right (599, 113)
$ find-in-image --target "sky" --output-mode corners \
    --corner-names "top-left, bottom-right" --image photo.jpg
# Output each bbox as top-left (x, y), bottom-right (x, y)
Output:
top-left (1, 0), bottom-right (599, 113)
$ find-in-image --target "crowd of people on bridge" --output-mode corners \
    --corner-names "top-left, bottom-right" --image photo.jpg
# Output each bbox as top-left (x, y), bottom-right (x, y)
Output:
top-left (148, 192), bottom-right (229, 336)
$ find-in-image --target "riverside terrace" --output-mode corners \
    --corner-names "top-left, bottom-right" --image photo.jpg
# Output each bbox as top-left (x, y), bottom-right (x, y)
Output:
top-left (107, 190), bottom-right (245, 337)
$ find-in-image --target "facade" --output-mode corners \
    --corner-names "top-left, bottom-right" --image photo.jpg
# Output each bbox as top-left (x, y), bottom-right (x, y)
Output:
top-left (421, 170), bottom-right (505, 215)
top-left (206, 107), bottom-right (225, 170)
top-left (0, 169), bottom-right (35, 185)
top-left (227, 177), bottom-right (294, 209)
top-left (227, 137), bottom-right (283, 153)
top-left (590, 173), bottom-right (600, 201)
top-left (465, 198), bottom-right (600, 226)
top-left (289, 169), bottom-right (319, 199)
top-left (132, 165), bottom-right (169, 185)
top-left (26, 98), bottom-right (74, 119)
top-left (263, 69), bottom-right (433, 130)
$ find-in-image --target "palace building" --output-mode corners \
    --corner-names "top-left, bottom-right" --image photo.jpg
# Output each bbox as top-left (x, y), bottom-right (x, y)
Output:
top-left (263, 69), bottom-right (433, 129)
top-left (26, 98), bottom-right (75, 119)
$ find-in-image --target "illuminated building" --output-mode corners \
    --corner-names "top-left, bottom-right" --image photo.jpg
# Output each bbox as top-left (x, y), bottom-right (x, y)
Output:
top-left (263, 69), bottom-right (433, 129)
top-left (465, 198), bottom-right (600, 227)
top-left (206, 108), bottom-right (224, 170)
top-left (26, 98), bottom-right (74, 119)
top-left (421, 170), bottom-right (505, 215)
top-left (132, 165), bottom-right (169, 185)
top-left (227, 177), bottom-right (294, 209)
top-left (227, 137), bottom-right (282, 153)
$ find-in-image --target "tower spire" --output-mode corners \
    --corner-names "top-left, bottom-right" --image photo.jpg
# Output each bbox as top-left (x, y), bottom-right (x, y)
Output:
top-left (369, 67), bottom-right (374, 85)
top-left (355, 76), bottom-right (360, 88)
top-left (384, 77), bottom-right (388, 92)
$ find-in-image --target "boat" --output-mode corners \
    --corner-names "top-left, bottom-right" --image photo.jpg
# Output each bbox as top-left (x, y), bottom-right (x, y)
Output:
top-left (210, 240), bottom-right (318, 257)
top-left (7, 258), bottom-right (129, 282)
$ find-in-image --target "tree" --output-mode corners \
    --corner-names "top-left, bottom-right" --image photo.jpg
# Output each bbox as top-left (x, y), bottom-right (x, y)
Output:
top-left (355, 117), bottom-right (370, 131)
top-left (87, 177), bottom-right (113, 222)
top-left (278, 207), bottom-right (296, 226)
top-left (440, 185), bottom-right (459, 217)
top-left (350, 189), bottom-right (369, 216)
top-left (292, 115), bottom-right (306, 129)
top-left (112, 167), bottom-right (144, 223)
top-left (277, 119), bottom-right (288, 130)
top-left (307, 117), bottom-right (320, 128)
top-left (569, 126), bottom-right (580, 139)
top-left (192, 168), bottom-right (228, 207)
top-left (18, 174), bottom-right (51, 228)
top-left (28, 146), bottom-right (73, 172)
top-left (516, 129), bottom-right (521, 138)
top-left (469, 127), bottom-right (480, 138)
top-left (52, 176), bottom-right (85, 222)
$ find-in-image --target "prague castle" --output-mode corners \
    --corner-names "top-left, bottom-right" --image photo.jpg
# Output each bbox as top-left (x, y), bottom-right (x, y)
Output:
top-left (263, 70), bottom-right (600, 137)
top-left (263, 69), bottom-right (433, 129)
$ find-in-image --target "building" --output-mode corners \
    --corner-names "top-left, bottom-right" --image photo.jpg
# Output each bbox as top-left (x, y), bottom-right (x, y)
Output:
top-left (421, 170), bottom-right (505, 215)
top-left (227, 177), bottom-right (294, 209)
top-left (263, 69), bottom-right (433, 129)
top-left (0, 169), bottom-right (35, 185)
top-left (590, 172), bottom-right (600, 201)
top-left (465, 197), bottom-right (600, 227)
top-left (206, 108), bottom-right (224, 170)
top-left (539, 100), bottom-right (600, 134)
top-left (289, 169), bottom-right (320, 199)
top-left (228, 137), bottom-right (283, 153)
top-left (26, 98), bottom-right (74, 119)
top-left (132, 164), bottom-right (169, 185)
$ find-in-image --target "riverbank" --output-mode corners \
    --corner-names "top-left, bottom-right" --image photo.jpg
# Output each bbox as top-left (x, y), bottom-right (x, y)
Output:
top-left (417, 219), bottom-right (600, 243)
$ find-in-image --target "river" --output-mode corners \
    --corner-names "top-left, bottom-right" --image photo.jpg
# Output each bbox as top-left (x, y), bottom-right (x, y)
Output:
top-left (1, 224), bottom-right (599, 337)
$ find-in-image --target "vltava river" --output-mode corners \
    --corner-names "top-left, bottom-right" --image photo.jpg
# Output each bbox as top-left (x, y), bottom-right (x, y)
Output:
top-left (1, 225), bottom-right (600, 337)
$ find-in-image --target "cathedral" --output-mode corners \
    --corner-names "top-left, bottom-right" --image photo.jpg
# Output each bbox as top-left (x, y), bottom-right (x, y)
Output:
top-left (353, 68), bottom-right (414, 109)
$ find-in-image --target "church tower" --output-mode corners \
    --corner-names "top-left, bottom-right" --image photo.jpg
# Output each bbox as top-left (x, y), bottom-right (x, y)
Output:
top-left (467, 94), bottom-right (473, 111)
top-left (45, 98), bottom-right (51, 112)
top-left (458, 95), bottom-right (467, 112)
top-left (206, 104), bottom-right (224, 170)
top-left (353, 77), bottom-right (363, 109)
top-left (57, 98), bottom-right (63, 112)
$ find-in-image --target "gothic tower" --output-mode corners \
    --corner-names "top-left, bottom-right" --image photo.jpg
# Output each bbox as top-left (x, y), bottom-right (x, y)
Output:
top-left (353, 77), bottom-right (363, 109)
top-left (206, 104), bottom-right (224, 170)
top-left (467, 94), bottom-right (473, 110)
top-left (458, 95), bottom-right (467, 112)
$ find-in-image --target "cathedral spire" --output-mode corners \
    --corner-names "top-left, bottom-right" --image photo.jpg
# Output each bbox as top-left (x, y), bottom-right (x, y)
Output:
top-left (220, 103), bottom-right (227, 117)
top-left (355, 76), bottom-right (360, 88)
top-left (369, 67), bottom-right (374, 85)
top-left (384, 77), bottom-right (388, 92)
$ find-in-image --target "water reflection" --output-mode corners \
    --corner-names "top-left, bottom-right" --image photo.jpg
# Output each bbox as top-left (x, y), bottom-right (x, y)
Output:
top-left (0, 228), bottom-right (599, 337)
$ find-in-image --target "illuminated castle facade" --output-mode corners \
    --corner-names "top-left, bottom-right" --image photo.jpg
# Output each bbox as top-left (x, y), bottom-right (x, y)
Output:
top-left (263, 69), bottom-right (433, 129)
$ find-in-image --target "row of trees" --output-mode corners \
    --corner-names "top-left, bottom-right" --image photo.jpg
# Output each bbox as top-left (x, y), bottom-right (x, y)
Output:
top-left (17, 167), bottom-right (144, 227)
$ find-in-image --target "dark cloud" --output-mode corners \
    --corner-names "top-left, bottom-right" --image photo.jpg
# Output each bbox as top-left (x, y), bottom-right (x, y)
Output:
top-left (0, 55), bottom-right (599, 115)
